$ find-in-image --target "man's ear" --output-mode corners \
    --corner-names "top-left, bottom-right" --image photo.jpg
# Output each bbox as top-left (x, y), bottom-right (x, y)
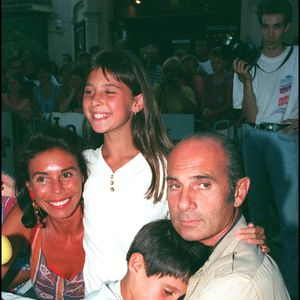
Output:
top-left (128, 252), bottom-right (145, 274)
top-left (233, 177), bottom-right (250, 208)
top-left (132, 93), bottom-right (144, 114)
top-left (284, 22), bottom-right (291, 33)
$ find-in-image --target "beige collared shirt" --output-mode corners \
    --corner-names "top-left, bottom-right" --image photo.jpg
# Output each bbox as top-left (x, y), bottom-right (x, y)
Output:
top-left (185, 216), bottom-right (290, 300)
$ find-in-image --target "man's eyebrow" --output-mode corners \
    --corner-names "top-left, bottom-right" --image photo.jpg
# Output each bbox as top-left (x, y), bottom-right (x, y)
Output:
top-left (193, 175), bottom-right (215, 180)
top-left (262, 21), bottom-right (284, 26)
top-left (167, 175), bottom-right (215, 181)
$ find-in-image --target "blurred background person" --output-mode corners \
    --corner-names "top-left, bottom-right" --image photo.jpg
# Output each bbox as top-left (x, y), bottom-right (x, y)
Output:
top-left (75, 51), bottom-right (92, 78)
top-left (194, 36), bottom-right (214, 79)
top-left (181, 53), bottom-right (205, 125)
top-left (202, 46), bottom-right (235, 134)
top-left (61, 53), bottom-right (73, 69)
top-left (153, 56), bottom-right (197, 114)
top-left (33, 60), bottom-right (60, 114)
top-left (143, 43), bottom-right (164, 86)
top-left (58, 66), bottom-right (86, 112)
top-left (2, 72), bottom-right (34, 122)
top-left (2, 72), bottom-right (36, 154)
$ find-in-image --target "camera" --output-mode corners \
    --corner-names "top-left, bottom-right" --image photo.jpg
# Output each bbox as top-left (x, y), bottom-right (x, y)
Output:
top-left (223, 34), bottom-right (261, 66)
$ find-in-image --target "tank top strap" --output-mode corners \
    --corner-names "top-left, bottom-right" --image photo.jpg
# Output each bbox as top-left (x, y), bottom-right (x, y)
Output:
top-left (30, 226), bottom-right (42, 283)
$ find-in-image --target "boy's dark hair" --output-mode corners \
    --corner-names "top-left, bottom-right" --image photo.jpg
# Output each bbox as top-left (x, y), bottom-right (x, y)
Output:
top-left (257, 0), bottom-right (293, 26)
top-left (126, 219), bottom-right (211, 283)
top-left (15, 124), bottom-right (87, 228)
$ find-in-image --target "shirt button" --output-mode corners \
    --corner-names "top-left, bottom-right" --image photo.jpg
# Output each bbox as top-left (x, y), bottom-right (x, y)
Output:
top-left (110, 181), bottom-right (114, 185)
top-left (110, 187), bottom-right (114, 192)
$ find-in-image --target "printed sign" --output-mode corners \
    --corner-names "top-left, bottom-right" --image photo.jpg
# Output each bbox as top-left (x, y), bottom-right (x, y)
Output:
top-left (45, 112), bottom-right (85, 137)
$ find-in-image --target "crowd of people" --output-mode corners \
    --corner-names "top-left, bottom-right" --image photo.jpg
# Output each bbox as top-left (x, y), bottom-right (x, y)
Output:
top-left (1, 0), bottom-right (298, 299)
top-left (2, 29), bottom-right (242, 140)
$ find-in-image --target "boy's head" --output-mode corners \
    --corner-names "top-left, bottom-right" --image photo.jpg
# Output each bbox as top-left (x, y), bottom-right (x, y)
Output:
top-left (122, 219), bottom-right (211, 300)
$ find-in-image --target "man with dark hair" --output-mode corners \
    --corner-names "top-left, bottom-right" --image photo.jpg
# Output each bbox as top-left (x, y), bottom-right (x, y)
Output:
top-left (233, 1), bottom-right (298, 298)
top-left (167, 132), bottom-right (290, 299)
top-left (256, 0), bottom-right (293, 26)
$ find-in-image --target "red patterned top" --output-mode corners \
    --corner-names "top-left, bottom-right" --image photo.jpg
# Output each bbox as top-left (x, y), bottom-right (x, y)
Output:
top-left (30, 227), bottom-right (85, 300)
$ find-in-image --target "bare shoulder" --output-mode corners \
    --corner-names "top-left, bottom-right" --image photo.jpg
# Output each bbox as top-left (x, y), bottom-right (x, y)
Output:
top-left (2, 204), bottom-right (31, 242)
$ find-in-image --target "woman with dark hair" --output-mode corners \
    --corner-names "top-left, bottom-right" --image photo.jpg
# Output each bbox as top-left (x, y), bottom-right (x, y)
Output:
top-left (2, 125), bottom-right (87, 299)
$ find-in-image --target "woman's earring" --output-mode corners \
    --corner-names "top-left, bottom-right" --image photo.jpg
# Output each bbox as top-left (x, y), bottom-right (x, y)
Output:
top-left (29, 191), bottom-right (44, 228)
top-left (33, 201), bottom-right (42, 226)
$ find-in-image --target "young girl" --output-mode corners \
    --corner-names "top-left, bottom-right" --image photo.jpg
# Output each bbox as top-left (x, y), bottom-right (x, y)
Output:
top-left (82, 49), bottom-right (173, 293)
top-left (81, 49), bottom-right (267, 295)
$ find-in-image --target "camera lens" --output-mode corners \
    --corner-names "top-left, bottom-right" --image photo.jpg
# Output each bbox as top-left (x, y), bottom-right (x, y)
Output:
top-left (223, 34), bottom-right (260, 66)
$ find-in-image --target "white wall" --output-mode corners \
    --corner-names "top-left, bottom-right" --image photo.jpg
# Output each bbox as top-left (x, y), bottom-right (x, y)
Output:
top-left (47, 0), bottom-right (77, 66)
top-left (47, 0), bottom-right (114, 66)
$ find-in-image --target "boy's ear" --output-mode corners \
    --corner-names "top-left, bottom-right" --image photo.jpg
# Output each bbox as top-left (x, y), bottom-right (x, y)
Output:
top-left (233, 177), bottom-right (250, 208)
top-left (132, 93), bottom-right (144, 114)
top-left (128, 252), bottom-right (145, 274)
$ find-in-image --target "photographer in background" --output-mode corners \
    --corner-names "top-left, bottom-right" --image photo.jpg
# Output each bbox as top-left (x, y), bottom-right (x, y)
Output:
top-left (232, 1), bottom-right (298, 299)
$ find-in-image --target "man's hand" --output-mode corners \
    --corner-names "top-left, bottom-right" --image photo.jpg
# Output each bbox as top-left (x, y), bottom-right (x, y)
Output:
top-left (233, 58), bottom-right (252, 83)
top-left (280, 119), bottom-right (298, 134)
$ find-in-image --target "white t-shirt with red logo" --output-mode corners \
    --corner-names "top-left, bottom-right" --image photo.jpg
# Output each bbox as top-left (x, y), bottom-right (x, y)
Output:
top-left (233, 45), bottom-right (298, 124)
